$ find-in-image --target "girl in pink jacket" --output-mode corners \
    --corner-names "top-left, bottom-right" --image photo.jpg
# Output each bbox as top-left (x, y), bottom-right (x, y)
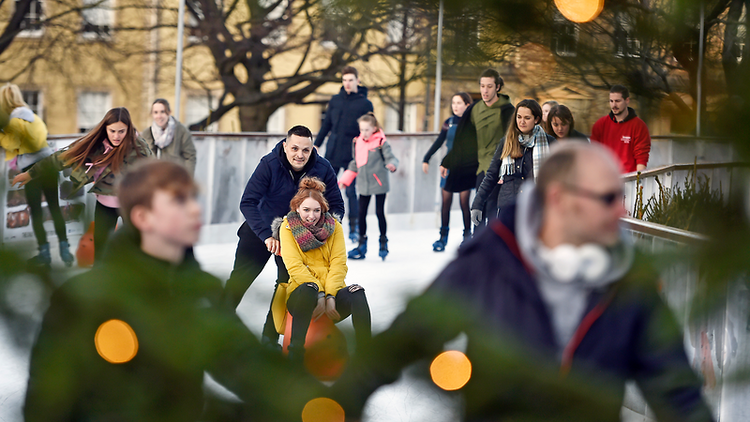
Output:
top-left (338, 113), bottom-right (399, 260)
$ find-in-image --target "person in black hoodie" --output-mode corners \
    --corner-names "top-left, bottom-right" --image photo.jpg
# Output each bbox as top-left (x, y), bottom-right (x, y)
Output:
top-left (314, 66), bottom-right (374, 242)
top-left (24, 160), bottom-right (321, 422)
top-left (225, 125), bottom-right (345, 346)
top-left (440, 69), bottom-right (514, 234)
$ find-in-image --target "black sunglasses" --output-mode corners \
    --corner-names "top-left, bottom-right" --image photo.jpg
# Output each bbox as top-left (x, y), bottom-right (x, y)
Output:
top-left (562, 184), bottom-right (623, 207)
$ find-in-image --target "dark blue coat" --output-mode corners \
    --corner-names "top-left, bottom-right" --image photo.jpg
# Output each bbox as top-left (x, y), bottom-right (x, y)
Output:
top-left (314, 86), bottom-right (374, 169)
top-left (472, 133), bottom-right (557, 215)
top-left (334, 203), bottom-right (713, 422)
top-left (239, 140), bottom-right (345, 241)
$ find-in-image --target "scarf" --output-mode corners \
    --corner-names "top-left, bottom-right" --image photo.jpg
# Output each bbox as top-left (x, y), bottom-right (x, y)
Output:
top-left (354, 129), bottom-right (385, 168)
top-left (286, 211), bottom-right (336, 252)
top-left (500, 125), bottom-right (550, 181)
top-left (151, 116), bottom-right (176, 155)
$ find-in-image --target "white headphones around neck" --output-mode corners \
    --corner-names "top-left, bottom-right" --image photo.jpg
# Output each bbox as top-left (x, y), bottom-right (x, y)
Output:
top-left (537, 243), bottom-right (611, 283)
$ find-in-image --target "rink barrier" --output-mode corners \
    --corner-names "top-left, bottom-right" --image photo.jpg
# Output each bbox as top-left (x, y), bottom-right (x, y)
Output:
top-left (622, 219), bottom-right (749, 422)
top-left (1, 133), bottom-right (735, 248)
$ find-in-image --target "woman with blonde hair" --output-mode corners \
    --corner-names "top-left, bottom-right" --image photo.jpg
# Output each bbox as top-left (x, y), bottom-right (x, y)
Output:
top-left (471, 99), bottom-right (556, 224)
top-left (0, 83), bottom-right (73, 266)
top-left (13, 107), bottom-right (152, 262)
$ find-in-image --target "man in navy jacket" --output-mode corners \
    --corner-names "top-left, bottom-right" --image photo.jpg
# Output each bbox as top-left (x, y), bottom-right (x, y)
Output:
top-left (314, 66), bottom-right (373, 241)
top-left (333, 142), bottom-right (713, 422)
top-left (225, 125), bottom-right (344, 345)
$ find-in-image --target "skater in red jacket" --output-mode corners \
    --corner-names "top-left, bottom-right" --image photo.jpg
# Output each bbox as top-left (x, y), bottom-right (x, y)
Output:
top-left (590, 85), bottom-right (651, 173)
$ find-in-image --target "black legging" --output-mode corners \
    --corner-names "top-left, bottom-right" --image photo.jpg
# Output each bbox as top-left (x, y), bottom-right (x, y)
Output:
top-left (94, 202), bottom-right (120, 263)
top-left (440, 189), bottom-right (472, 234)
top-left (286, 282), bottom-right (371, 354)
top-left (23, 165), bottom-right (67, 246)
top-left (358, 193), bottom-right (386, 239)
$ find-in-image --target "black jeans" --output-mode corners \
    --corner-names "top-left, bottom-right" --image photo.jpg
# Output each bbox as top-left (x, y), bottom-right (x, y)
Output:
top-left (474, 171), bottom-right (500, 234)
top-left (94, 202), bottom-right (119, 263)
top-left (225, 222), bottom-right (290, 339)
top-left (22, 164), bottom-right (67, 246)
top-left (333, 166), bottom-right (358, 230)
top-left (286, 283), bottom-right (371, 354)
top-left (358, 193), bottom-right (386, 240)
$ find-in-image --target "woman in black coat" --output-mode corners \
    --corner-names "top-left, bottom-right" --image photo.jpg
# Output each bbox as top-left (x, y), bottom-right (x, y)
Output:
top-left (543, 104), bottom-right (589, 142)
top-left (471, 99), bottom-right (555, 224)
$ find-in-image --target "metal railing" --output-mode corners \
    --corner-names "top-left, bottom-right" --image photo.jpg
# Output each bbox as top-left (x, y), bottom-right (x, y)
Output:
top-left (622, 162), bottom-right (750, 217)
top-left (622, 218), bottom-right (749, 422)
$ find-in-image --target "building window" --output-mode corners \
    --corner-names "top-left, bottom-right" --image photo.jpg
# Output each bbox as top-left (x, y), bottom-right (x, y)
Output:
top-left (386, 8), bottom-right (418, 51)
top-left (185, 94), bottom-right (218, 132)
top-left (731, 21), bottom-right (746, 64)
top-left (551, 14), bottom-right (578, 57)
top-left (614, 15), bottom-right (641, 58)
top-left (17, 0), bottom-right (44, 37)
top-left (81, 0), bottom-right (113, 40)
top-left (254, 0), bottom-right (288, 46)
top-left (732, 40), bottom-right (746, 63)
top-left (77, 92), bottom-right (111, 133)
top-left (320, 0), bottom-right (346, 49)
top-left (186, 0), bottom-right (206, 44)
top-left (22, 90), bottom-right (43, 118)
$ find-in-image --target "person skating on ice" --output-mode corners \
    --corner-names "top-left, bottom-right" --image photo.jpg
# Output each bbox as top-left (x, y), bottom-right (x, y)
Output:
top-left (422, 92), bottom-right (474, 251)
top-left (338, 113), bottom-right (399, 260)
top-left (0, 83), bottom-right (74, 267)
top-left (13, 107), bottom-right (152, 263)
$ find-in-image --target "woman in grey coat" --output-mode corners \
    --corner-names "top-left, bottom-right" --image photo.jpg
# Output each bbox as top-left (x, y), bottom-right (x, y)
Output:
top-left (339, 113), bottom-right (398, 261)
top-left (142, 99), bottom-right (197, 175)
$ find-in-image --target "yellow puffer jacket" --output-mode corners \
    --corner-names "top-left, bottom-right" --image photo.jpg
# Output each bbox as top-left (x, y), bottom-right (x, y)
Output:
top-left (272, 217), bottom-right (348, 333)
top-left (0, 112), bottom-right (48, 161)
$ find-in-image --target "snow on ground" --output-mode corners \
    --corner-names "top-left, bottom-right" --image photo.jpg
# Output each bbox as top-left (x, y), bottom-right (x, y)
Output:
top-left (1, 227), bottom-right (466, 422)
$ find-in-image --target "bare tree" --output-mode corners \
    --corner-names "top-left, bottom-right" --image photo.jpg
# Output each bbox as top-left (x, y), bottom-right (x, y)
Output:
top-left (467, 0), bottom-right (747, 133)
top-left (183, 0), bottom-right (421, 131)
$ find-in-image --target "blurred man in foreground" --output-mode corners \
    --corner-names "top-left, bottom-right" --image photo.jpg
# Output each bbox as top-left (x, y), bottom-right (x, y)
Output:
top-left (333, 142), bottom-right (713, 422)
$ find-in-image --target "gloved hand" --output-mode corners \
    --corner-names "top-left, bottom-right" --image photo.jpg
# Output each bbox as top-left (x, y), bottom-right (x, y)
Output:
top-left (471, 209), bottom-right (483, 226)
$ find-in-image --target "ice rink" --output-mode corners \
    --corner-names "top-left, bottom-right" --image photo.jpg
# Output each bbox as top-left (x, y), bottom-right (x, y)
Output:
top-left (1, 225), bottom-right (467, 422)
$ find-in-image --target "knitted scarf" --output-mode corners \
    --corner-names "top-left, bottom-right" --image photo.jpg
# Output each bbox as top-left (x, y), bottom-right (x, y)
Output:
top-left (286, 211), bottom-right (336, 252)
top-left (500, 124), bottom-right (550, 181)
top-left (151, 116), bottom-right (176, 156)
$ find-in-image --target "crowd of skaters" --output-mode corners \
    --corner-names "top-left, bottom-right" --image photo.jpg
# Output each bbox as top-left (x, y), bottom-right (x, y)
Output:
top-left (1, 62), bottom-right (716, 422)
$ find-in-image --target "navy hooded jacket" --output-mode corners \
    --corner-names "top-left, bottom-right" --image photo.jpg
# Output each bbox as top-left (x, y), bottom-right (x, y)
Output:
top-left (332, 201), bottom-right (713, 422)
top-left (239, 140), bottom-right (345, 241)
top-left (314, 86), bottom-right (374, 169)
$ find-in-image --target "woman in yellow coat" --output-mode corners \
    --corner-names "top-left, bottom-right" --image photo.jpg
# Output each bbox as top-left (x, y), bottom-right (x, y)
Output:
top-left (273, 177), bottom-right (371, 363)
top-left (0, 83), bottom-right (73, 266)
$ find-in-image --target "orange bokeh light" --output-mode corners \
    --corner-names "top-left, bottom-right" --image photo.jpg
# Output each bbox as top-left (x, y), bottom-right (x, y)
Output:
top-left (94, 319), bottom-right (139, 364)
top-left (430, 350), bottom-right (472, 391)
top-left (301, 397), bottom-right (345, 422)
top-left (555, 0), bottom-right (604, 23)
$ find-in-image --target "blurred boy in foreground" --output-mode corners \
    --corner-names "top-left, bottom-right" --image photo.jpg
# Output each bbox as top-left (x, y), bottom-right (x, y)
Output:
top-left (24, 160), bottom-right (319, 422)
